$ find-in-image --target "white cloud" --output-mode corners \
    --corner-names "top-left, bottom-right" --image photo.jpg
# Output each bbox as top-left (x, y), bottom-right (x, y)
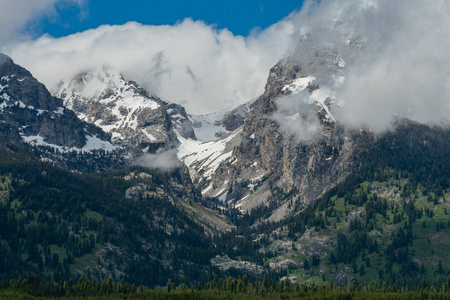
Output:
top-left (283, 0), bottom-right (450, 132)
top-left (272, 92), bottom-right (322, 144)
top-left (336, 0), bottom-right (450, 131)
top-left (0, 0), bottom-right (85, 45)
top-left (5, 18), bottom-right (296, 115)
top-left (4, 0), bottom-right (449, 130)
top-left (134, 149), bottom-right (182, 170)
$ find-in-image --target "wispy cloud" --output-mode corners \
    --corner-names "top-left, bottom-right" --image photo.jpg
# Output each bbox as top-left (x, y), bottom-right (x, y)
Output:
top-left (134, 149), bottom-right (182, 170)
top-left (0, 0), bottom-right (85, 44)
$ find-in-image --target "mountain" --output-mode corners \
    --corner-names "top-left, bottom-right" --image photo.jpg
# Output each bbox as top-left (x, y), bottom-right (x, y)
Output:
top-left (0, 54), bottom-right (114, 152)
top-left (1, 41), bottom-right (449, 289)
top-left (179, 58), bottom-right (353, 221)
top-left (179, 29), bottom-right (370, 222)
top-left (0, 54), bottom-right (234, 286)
top-left (0, 54), bottom-right (122, 172)
top-left (0, 138), bottom-right (231, 285)
top-left (217, 120), bottom-right (450, 286)
top-left (174, 39), bottom-right (450, 287)
top-left (55, 68), bottom-right (195, 154)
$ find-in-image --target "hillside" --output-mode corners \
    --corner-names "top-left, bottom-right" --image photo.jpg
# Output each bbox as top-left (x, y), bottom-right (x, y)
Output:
top-left (0, 137), bottom-right (233, 287)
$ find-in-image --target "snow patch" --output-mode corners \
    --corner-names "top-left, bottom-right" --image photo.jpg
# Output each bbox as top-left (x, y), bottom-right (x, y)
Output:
top-left (1, 75), bottom-right (15, 82)
top-left (56, 69), bottom-right (161, 136)
top-left (82, 135), bottom-right (118, 152)
top-left (201, 183), bottom-right (214, 195)
top-left (54, 107), bottom-right (64, 115)
top-left (0, 93), bottom-right (10, 102)
top-left (177, 129), bottom-right (241, 180)
top-left (22, 134), bottom-right (117, 153)
top-left (282, 76), bottom-right (316, 94)
top-left (141, 128), bottom-right (157, 141)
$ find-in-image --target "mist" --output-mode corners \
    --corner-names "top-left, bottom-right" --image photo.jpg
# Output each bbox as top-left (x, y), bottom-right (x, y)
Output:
top-left (272, 92), bottom-right (322, 144)
top-left (134, 149), bottom-right (182, 170)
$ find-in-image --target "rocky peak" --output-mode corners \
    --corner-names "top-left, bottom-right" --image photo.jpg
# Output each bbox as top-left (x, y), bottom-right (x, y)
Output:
top-left (263, 59), bottom-right (308, 102)
top-left (0, 54), bottom-right (113, 152)
top-left (183, 56), bottom-right (360, 223)
top-left (55, 68), bottom-right (195, 153)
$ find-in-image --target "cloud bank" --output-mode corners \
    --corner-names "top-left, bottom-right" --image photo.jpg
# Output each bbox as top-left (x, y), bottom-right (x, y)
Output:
top-left (282, 0), bottom-right (450, 133)
top-left (3, 0), bottom-right (450, 131)
top-left (5, 17), bottom-right (296, 115)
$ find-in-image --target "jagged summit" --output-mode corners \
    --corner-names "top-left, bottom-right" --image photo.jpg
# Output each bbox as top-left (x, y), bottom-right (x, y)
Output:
top-left (55, 68), bottom-right (195, 153)
top-left (177, 55), bottom-right (360, 221)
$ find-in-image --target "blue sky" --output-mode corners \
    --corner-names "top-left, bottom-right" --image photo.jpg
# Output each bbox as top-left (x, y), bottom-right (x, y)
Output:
top-left (39, 0), bottom-right (304, 37)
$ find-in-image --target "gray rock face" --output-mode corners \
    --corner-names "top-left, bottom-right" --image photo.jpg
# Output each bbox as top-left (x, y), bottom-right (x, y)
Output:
top-left (211, 255), bottom-right (264, 276)
top-left (195, 58), bottom-right (373, 222)
top-left (165, 102), bottom-right (196, 140)
top-left (218, 102), bottom-right (252, 132)
top-left (0, 54), bottom-right (110, 150)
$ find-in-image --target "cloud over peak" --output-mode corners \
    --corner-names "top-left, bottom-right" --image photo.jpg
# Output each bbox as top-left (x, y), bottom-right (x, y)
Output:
top-left (6, 18), bottom-right (296, 114)
top-left (277, 0), bottom-right (450, 134)
top-left (3, 0), bottom-right (450, 130)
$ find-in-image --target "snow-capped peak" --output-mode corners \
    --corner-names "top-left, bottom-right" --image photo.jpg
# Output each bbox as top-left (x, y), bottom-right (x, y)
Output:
top-left (54, 68), bottom-right (177, 151)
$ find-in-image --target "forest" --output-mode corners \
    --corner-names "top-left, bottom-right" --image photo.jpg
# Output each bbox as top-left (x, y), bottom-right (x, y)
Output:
top-left (1, 276), bottom-right (450, 299)
top-left (0, 122), bottom-right (449, 292)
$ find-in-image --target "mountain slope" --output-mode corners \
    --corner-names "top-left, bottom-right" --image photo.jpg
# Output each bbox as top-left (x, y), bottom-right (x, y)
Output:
top-left (0, 136), bottom-right (233, 286)
top-left (212, 121), bottom-right (450, 287)
top-left (189, 101), bottom-right (252, 142)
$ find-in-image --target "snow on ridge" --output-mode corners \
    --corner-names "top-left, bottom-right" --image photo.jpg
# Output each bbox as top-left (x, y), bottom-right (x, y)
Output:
top-left (22, 134), bottom-right (118, 153)
top-left (177, 128), bottom-right (241, 180)
top-left (282, 76), bottom-right (316, 94)
top-left (56, 68), bottom-right (161, 136)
